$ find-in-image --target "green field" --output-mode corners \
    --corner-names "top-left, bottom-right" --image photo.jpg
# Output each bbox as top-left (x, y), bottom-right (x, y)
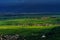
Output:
top-left (0, 17), bottom-right (60, 40)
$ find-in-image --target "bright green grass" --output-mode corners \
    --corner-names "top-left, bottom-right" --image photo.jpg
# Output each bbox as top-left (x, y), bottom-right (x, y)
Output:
top-left (0, 18), bottom-right (59, 35)
top-left (0, 25), bottom-right (56, 29)
top-left (0, 18), bottom-right (59, 40)
top-left (0, 25), bottom-right (56, 35)
top-left (0, 25), bottom-right (59, 40)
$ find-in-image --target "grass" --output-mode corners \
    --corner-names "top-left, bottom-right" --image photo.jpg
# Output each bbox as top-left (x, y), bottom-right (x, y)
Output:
top-left (0, 18), bottom-right (59, 25)
top-left (0, 25), bottom-right (59, 40)
top-left (0, 25), bottom-right (57, 35)
top-left (0, 17), bottom-right (59, 40)
top-left (0, 25), bottom-right (56, 29)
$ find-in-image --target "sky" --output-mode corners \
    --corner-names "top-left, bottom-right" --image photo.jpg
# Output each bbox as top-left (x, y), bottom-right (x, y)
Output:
top-left (0, 0), bottom-right (58, 6)
top-left (0, 0), bottom-right (24, 5)
top-left (0, 0), bottom-right (57, 4)
top-left (0, 0), bottom-right (59, 13)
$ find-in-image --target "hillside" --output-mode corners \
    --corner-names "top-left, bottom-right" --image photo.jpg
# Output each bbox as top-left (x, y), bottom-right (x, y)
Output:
top-left (0, 16), bottom-right (59, 40)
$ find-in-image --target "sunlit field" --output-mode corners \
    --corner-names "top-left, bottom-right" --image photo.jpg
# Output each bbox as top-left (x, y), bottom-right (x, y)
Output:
top-left (0, 16), bottom-right (59, 40)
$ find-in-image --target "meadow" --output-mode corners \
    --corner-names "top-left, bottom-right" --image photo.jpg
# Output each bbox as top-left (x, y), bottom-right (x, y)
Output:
top-left (0, 16), bottom-right (59, 40)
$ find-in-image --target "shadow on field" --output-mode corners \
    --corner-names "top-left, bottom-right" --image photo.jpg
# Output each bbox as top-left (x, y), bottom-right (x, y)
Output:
top-left (22, 26), bottom-right (60, 40)
top-left (45, 26), bottom-right (60, 40)
top-left (0, 26), bottom-right (60, 40)
top-left (17, 26), bottom-right (60, 40)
